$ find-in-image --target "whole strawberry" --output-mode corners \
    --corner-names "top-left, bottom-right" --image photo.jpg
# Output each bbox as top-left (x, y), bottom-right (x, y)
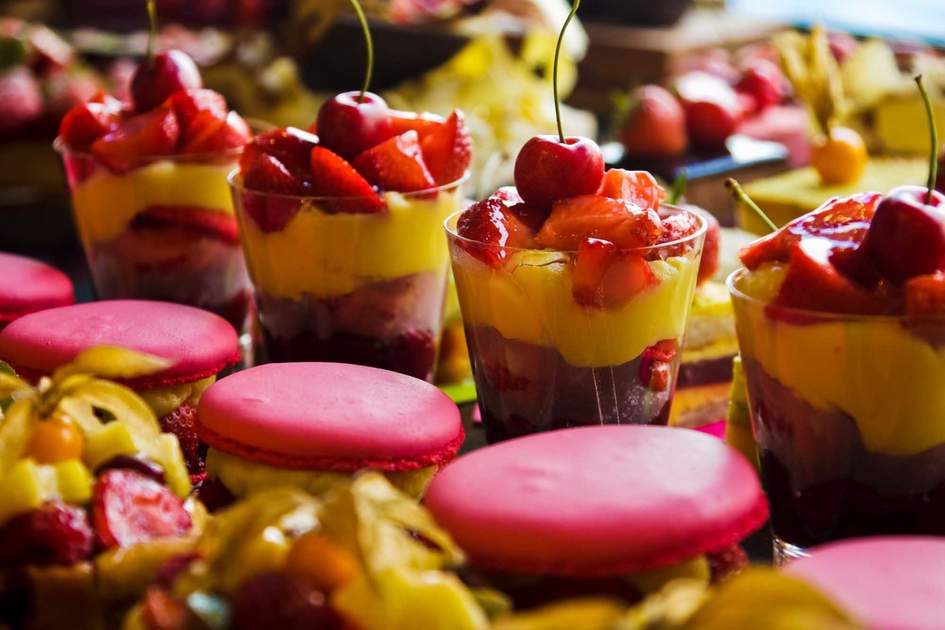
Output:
top-left (0, 66), bottom-right (43, 137)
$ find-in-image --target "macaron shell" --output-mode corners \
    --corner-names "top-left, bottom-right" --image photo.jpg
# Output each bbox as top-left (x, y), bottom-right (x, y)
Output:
top-left (786, 536), bottom-right (945, 630)
top-left (0, 299), bottom-right (239, 387)
top-left (424, 425), bottom-right (767, 577)
top-left (0, 253), bottom-right (74, 321)
top-left (197, 362), bottom-right (463, 471)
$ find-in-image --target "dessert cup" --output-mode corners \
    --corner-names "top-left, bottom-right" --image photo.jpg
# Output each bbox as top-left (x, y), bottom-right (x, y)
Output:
top-left (230, 171), bottom-right (466, 382)
top-left (56, 143), bottom-right (253, 333)
top-left (446, 205), bottom-right (706, 442)
top-left (729, 268), bottom-right (945, 562)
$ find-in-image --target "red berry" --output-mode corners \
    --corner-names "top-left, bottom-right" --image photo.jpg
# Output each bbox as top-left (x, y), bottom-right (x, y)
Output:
top-left (389, 109), bottom-right (445, 138)
top-left (310, 146), bottom-right (385, 214)
top-left (59, 95), bottom-right (124, 151)
top-left (243, 154), bottom-right (305, 232)
top-left (572, 237), bottom-right (657, 308)
top-left (0, 66), bottom-right (43, 137)
top-left (514, 135), bottom-right (604, 212)
top-left (182, 110), bottom-right (251, 155)
top-left (735, 59), bottom-right (786, 113)
top-left (231, 572), bottom-right (339, 630)
top-left (640, 340), bottom-right (677, 391)
top-left (141, 588), bottom-right (198, 630)
top-left (131, 50), bottom-right (203, 112)
top-left (157, 403), bottom-right (203, 474)
top-left (864, 186), bottom-right (945, 284)
top-left (598, 169), bottom-right (665, 211)
top-left (620, 85), bottom-right (687, 158)
top-left (674, 72), bottom-right (741, 149)
top-left (91, 104), bottom-right (180, 174)
top-left (456, 197), bottom-right (535, 267)
top-left (420, 109), bottom-right (472, 185)
top-left (692, 207), bottom-right (720, 284)
top-left (135, 205), bottom-right (240, 244)
top-left (92, 470), bottom-right (192, 549)
top-left (242, 127), bottom-right (319, 185)
top-left (166, 88), bottom-right (226, 132)
top-left (95, 455), bottom-right (166, 485)
top-left (316, 91), bottom-right (392, 160)
top-left (353, 130), bottom-right (435, 192)
top-left (905, 272), bottom-right (945, 317)
top-left (0, 502), bottom-right (93, 567)
top-left (536, 195), bottom-right (663, 251)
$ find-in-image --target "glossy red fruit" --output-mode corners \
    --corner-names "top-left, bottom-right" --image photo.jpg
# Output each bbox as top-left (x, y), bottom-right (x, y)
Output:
top-left (353, 130), bottom-right (435, 192)
top-left (59, 95), bottom-right (124, 151)
top-left (242, 127), bottom-right (320, 185)
top-left (95, 455), bottom-right (166, 485)
top-left (0, 501), bottom-right (93, 567)
top-left (182, 111), bottom-right (250, 154)
top-left (91, 105), bottom-right (180, 173)
top-left (389, 109), bottom-right (445, 137)
top-left (0, 66), bottom-right (43, 136)
top-left (639, 339), bottom-right (677, 391)
top-left (158, 403), bottom-right (203, 474)
top-left (864, 186), bottom-right (945, 284)
top-left (738, 192), bottom-right (882, 270)
top-left (535, 195), bottom-right (663, 251)
top-left (905, 272), bottom-right (945, 317)
top-left (572, 237), bottom-right (656, 308)
top-left (692, 207), bottom-right (720, 284)
top-left (167, 88), bottom-right (226, 132)
top-left (620, 85), bottom-right (687, 158)
top-left (735, 59), bottom-right (786, 113)
top-left (231, 572), bottom-right (339, 630)
top-left (92, 469), bottom-right (192, 549)
top-left (310, 146), bottom-right (385, 214)
top-left (514, 135), bottom-right (605, 212)
top-left (598, 169), bottom-right (665, 211)
top-left (134, 205), bottom-right (240, 244)
top-left (131, 49), bottom-right (203, 112)
top-left (659, 210), bottom-right (701, 243)
top-left (420, 110), bottom-right (472, 185)
top-left (243, 154), bottom-right (305, 232)
top-left (774, 238), bottom-right (889, 315)
top-left (141, 588), bottom-right (197, 630)
top-left (316, 91), bottom-right (392, 160)
top-left (492, 186), bottom-right (523, 206)
top-left (456, 197), bottom-right (535, 267)
top-left (674, 72), bottom-right (741, 150)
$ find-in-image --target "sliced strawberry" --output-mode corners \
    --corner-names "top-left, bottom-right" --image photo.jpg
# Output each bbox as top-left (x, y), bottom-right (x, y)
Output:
top-left (456, 197), bottom-right (535, 267)
top-left (659, 211), bottom-right (701, 242)
top-left (92, 470), bottom-right (192, 549)
top-left (182, 111), bottom-right (251, 155)
top-left (353, 130), bottom-right (435, 192)
top-left (492, 186), bottom-right (523, 206)
top-left (420, 109), bottom-right (472, 186)
top-left (774, 238), bottom-right (890, 315)
top-left (309, 146), bottom-right (385, 214)
top-left (692, 207), bottom-right (720, 284)
top-left (167, 88), bottom-right (227, 132)
top-left (639, 339), bottom-right (678, 391)
top-left (905, 272), bottom-right (945, 317)
top-left (598, 169), bottom-right (666, 211)
top-left (573, 237), bottom-right (656, 308)
top-left (241, 127), bottom-right (319, 184)
top-left (389, 109), bottom-right (445, 138)
top-left (58, 95), bottom-right (124, 151)
top-left (137, 205), bottom-right (240, 244)
top-left (243, 154), bottom-right (305, 232)
top-left (507, 202), bottom-right (549, 234)
top-left (536, 195), bottom-right (663, 251)
top-left (739, 192), bottom-right (882, 270)
top-left (91, 105), bottom-right (179, 174)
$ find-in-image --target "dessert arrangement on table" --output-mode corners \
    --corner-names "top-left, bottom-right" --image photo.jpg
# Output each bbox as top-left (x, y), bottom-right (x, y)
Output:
top-left (2, 0), bottom-right (945, 628)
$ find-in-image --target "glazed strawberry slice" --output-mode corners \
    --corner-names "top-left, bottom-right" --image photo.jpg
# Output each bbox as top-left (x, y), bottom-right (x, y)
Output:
top-left (573, 237), bottom-right (656, 308)
top-left (739, 192), bottom-right (882, 270)
top-left (182, 111), bottom-right (251, 155)
top-left (536, 195), bottom-right (663, 251)
top-left (91, 105), bottom-right (180, 174)
top-left (598, 169), bottom-right (666, 211)
top-left (136, 205), bottom-right (240, 244)
top-left (243, 153), bottom-right (305, 232)
top-left (353, 130), bottom-right (435, 192)
top-left (905, 272), bottom-right (945, 317)
top-left (420, 110), bottom-right (472, 186)
top-left (242, 127), bottom-right (319, 184)
top-left (456, 197), bottom-right (535, 267)
top-left (389, 109), bottom-right (445, 138)
top-left (92, 469), bottom-right (192, 549)
top-left (167, 88), bottom-right (227, 132)
top-left (59, 95), bottom-right (124, 151)
top-left (693, 207), bottom-right (720, 284)
top-left (774, 238), bottom-right (890, 315)
top-left (310, 146), bottom-right (385, 214)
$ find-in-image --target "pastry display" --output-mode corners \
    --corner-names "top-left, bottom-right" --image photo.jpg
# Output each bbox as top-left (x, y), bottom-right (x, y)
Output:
top-left (0, 252), bottom-right (74, 329)
top-left (194, 362), bottom-right (463, 505)
top-left (0, 347), bottom-right (203, 629)
top-left (0, 300), bottom-right (240, 477)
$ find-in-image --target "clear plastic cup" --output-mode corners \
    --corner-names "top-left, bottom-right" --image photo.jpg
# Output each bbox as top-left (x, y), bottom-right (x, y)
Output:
top-left (230, 171), bottom-right (467, 382)
top-left (446, 204), bottom-right (706, 442)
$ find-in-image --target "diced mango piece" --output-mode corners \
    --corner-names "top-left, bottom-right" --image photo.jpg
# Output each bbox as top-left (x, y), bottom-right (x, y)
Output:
top-left (0, 459), bottom-right (57, 522)
top-left (155, 434), bottom-right (191, 498)
top-left (84, 422), bottom-right (137, 470)
top-left (54, 459), bottom-right (94, 504)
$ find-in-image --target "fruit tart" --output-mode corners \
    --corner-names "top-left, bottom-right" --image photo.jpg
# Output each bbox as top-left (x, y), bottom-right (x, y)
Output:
top-left (727, 76), bottom-right (945, 559)
top-left (124, 474), bottom-right (493, 630)
top-left (0, 347), bottom-right (205, 629)
top-left (55, 11), bottom-right (253, 332)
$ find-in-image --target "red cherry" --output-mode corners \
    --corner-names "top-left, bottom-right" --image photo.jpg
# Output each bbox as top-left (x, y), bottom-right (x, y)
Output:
top-left (131, 50), bottom-right (202, 112)
top-left (864, 186), bottom-right (945, 284)
top-left (315, 91), bottom-right (392, 160)
top-left (905, 272), bottom-right (945, 317)
top-left (514, 135), bottom-right (604, 212)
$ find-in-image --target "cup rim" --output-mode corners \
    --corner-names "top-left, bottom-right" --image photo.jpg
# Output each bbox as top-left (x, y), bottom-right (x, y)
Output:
top-left (227, 167), bottom-right (470, 202)
top-left (443, 201), bottom-right (708, 256)
top-left (53, 136), bottom-right (245, 164)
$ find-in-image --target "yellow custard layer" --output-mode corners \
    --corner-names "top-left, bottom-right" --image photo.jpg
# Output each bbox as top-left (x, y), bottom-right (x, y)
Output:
top-left (239, 189), bottom-right (460, 299)
top-left (71, 160), bottom-right (235, 243)
top-left (451, 249), bottom-right (699, 368)
top-left (733, 267), bottom-right (945, 456)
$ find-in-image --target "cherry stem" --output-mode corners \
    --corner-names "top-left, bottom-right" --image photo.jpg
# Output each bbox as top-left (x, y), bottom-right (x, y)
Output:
top-left (916, 75), bottom-right (939, 204)
top-left (145, 0), bottom-right (157, 66)
top-left (553, 0), bottom-right (581, 143)
top-left (726, 178), bottom-right (777, 233)
top-left (348, 0), bottom-right (373, 103)
top-left (669, 172), bottom-right (687, 205)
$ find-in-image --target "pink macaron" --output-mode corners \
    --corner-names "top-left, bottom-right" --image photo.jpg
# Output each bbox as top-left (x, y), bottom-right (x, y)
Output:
top-left (0, 252), bottom-right (74, 326)
top-left (425, 425), bottom-right (767, 606)
top-left (0, 299), bottom-right (240, 474)
top-left (196, 362), bottom-right (464, 501)
top-left (786, 536), bottom-right (945, 630)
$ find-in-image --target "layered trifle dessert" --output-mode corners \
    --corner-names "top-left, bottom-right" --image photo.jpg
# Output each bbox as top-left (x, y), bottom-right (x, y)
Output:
top-left (232, 100), bottom-right (470, 381)
top-left (448, 168), bottom-right (706, 442)
top-left (56, 47), bottom-right (253, 331)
